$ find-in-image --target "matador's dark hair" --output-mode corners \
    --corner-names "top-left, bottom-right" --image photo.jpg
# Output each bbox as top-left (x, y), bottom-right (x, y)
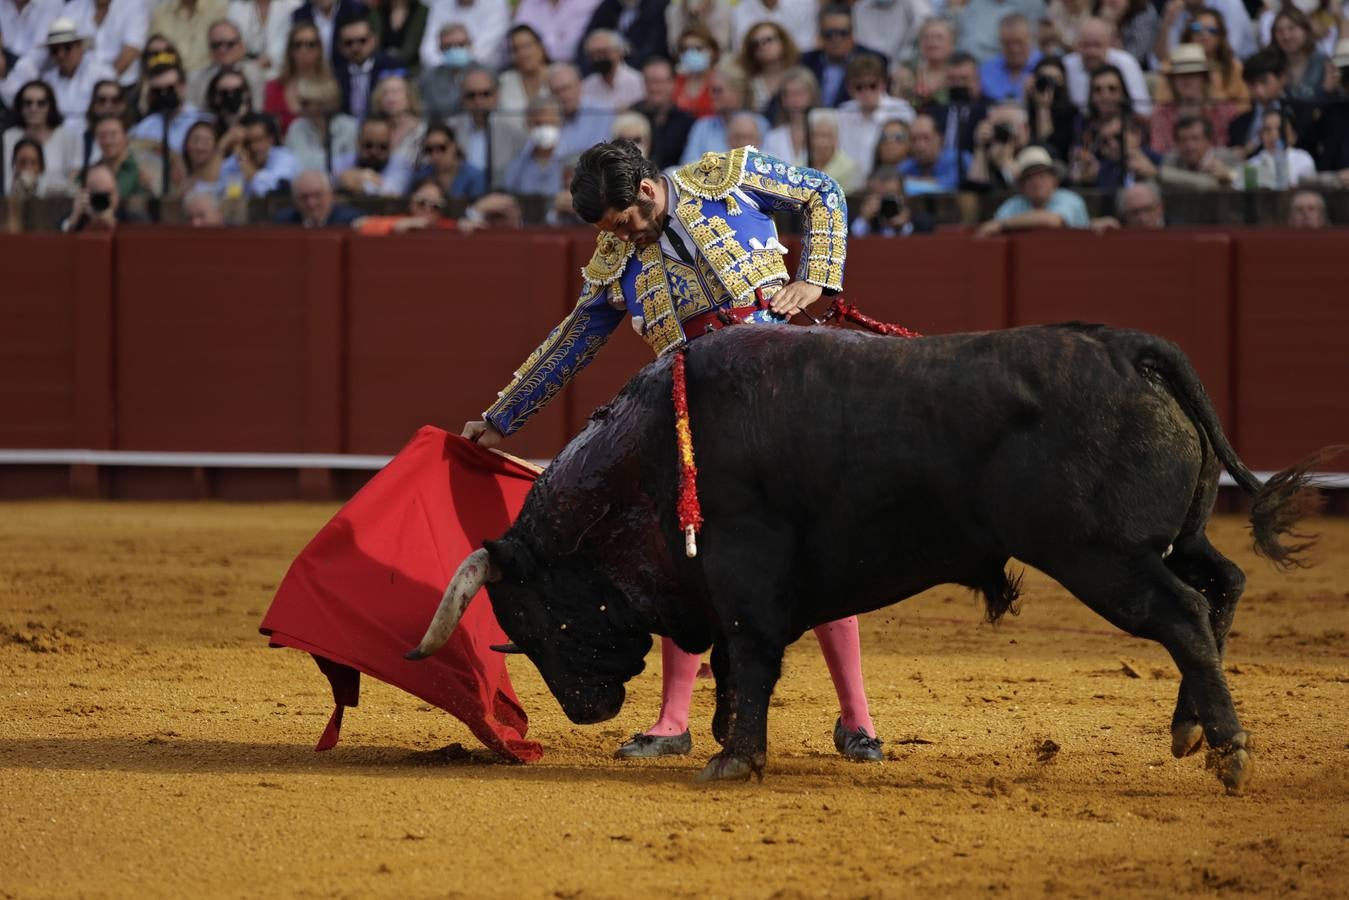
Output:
top-left (570, 139), bottom-right (659, 224)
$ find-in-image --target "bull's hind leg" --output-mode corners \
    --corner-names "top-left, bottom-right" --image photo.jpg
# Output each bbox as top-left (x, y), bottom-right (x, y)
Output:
top-left (1165, 534), bottom-right (1248, 758)
top-left (1053, 552), bottom-right (1253, 794)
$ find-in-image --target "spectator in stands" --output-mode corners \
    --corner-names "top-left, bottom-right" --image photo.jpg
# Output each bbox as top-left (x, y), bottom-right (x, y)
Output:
top-left (219, 110), bottom-right (297, 195)
top-left (1116, 181), bottom-right (1166, 228)
top-left (724, 108), bottom-right (763, 148)
top-left (178, 118), bottom-right (224, 194)
top-left (549, 61), bottom-right (613, 159)
top-left (953, 0), bottom-right (1044, 63)
top-left (273, 167), bottom-right (362, 225)
top-left (1158, 114), bottom-right (1237, 189)
top-left (372, 0), bottom-right (426, 73)
top-left (1071, 111), bottom-right (1159, 188)
top-left (1269, 7), bottom-right (1330, 102)
top-left (977, 145), bottom-right (1090, 235)
top-left (227, 0), bottom-right (298, 76)
top-left (672, 23), bottom-right (719, 118)
top-left (421, 0), bottom-right (506, 71)
top-left (71, 78), bottom-right (126, 172)
top-left (498, 24), bottom-right (549, 114)
top-left (633, 57), bottom-right (692, 169)
top-left (503, 94), bottom-right (565, 194)
top-left (151, 0), bottom-right (229, 75)
top-left (911, 18), bottom-right (954, 107)
top-left (6, 18), bottom-right (114, 117)
top-left (980, 13), bottom-right (1040, 103)
top-left (1064, 18), bottom-right (1152, 116)
top-left (924, 52), bottom-right (989, 160)
top-left (582, 0), bottom-right (667, 68)
top-left (898, 112), bottom-right (961, 193)
top-left (870, 118), bottom-right (911, 173)
top-left (61, 159), bottom-right (147, 229)
top-left (283, 74), bottom-right (355, 173)
top-left (1241, 108), bottom-right (1315, 189)
top-left (1311, 39), bottom-right (1349, 173)
top-left (334, 113), bottom-right (411, 194)
top-left (1043, 0), bottom-right (1092, 59)
top-left (206, 68), bottom-right (255, 156)
top-left (851, 0), bottom-right (925, 66)
top-left (0, 0), bottom-right (62, 61)
top-left (1157, 9), bottom-right (1248, 106)
top-left (89, 112), bottom-right (150, 197)
top-left (761, 65), bottom-right (818, 164)
top-left (292, 0), bottom-right (374, 73)
top-left (355, 177), bottom-right (458, 232)
top-left (335, 13), bottom-right (402, 120)
top-left (740, 20), bottom-right (798, 114)
top-left (1287, 188), bottom-right (1328, 227)
top-left (1082, 65), bottom-right (1133, 138)
top-left (730, 0), bottom-right (816, 55)
top-left (411, 121), bottom-right (487, 197)
top-left (66, 0), bottom-right (150, 91)
top-left (1025, 55), bottom-right (1074, 161)
top-left (850, 167), bottom-right (934, 236)
top-left (806, 106), bottom-right (863, 193)
top-left (448, 64), bottom-right (527, 187)
top-left (965, 103), bottom-right (1030, 192)
top-left (665, 0), bottom-right (734, 59)
top-left (1095, 0), bottom-right (1159, 68)
top-left (610, 110), bottom-right (651, 157)
top-left (680, 63), bottom-right (768, 162)
top-left (1150, 45), bottom-right (1238, 154)
top-left (183, 186), bottom-right (224, 224)
top-left (1228, 48), bottom-right (1284, 155)
top-left (417, 23), bottom-right (471, 121)
top-left (371, 74), bottom-right (423, 166)
top-left (511, 0), bottom-right (600, 67)
top-left (264, 22), bottom-right (327, 135)
top-left (801, 4), bottom-right (887, 109)
top-left (837, 54), bottom-right (914, 176)
top-left (6, 135), bottom-right (58, 196)
top-left (131, 32), bottom-right (176, 103)
top-left (188, 19), bottom-right (265, 109)
top-left (2, 79), bottom-right (79, 192)
top-left (580, 29), bottom-right (643, 111)
top-left (129, 52), bottom-right (212, 164)
top-left (1154, 0), bottom-right (1256, 64)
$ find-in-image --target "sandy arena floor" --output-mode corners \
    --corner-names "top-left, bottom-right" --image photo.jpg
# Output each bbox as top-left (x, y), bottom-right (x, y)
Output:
top-left (1, 502), bottom-right (1347, 898)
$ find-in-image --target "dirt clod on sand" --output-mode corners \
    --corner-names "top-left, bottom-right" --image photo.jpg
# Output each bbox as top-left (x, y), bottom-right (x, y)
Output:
top-left (3, 503), bottom-right (1348, 897)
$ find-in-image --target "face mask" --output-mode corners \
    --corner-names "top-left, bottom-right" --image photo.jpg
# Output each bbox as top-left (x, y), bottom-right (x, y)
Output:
top-left (442, 46), bottom-right (471, 68)
top-left (215, 88), bottom-right (244, 114)
top-left (15, 170), bottom-right (38, 190)
top-left (149, 86), bottom-right (180, 113)
top-left (530, 124), bottom-right (560, 149)
top-left (357, 154), bottom-right (384, 170)
top-left (591, 57), bottom-right (615, 76)
top-left (947, 85), bottom-right (972, 104)
top-left (679, 48), bottom-right (710, 74)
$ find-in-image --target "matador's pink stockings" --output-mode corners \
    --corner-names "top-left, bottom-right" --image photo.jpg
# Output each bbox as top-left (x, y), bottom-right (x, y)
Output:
top-left (643, 617), bottom-right (875, 738)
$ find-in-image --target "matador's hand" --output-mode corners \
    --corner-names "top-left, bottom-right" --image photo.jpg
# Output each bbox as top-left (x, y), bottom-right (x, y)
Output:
top-left (462, 420), bottom-right (505, 448)
top-left (769, 281), bottom-right (823, 317)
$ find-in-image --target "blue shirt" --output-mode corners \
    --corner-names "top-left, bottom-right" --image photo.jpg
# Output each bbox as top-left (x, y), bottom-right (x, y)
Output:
top-left (557, 107), bottom-right (614, 161)
top-left (503, 144), bottom-right (564, 195)
top-left (219, 146), bottom-right (300, 198)
top-left (979, 51), bottom-right (1042, 102)
top-left (680, 113), bottom-right (772, 164)
top-left (993, 188), bottom-right (1089, 228)
top-left (332, 152), bottom-right (413, 196)
top-left (128, 105), bottom-right (213, 151)
top-left (410, 162), bottom-right (488, 198)
top-left (898, 150), bottom-right (967, 193)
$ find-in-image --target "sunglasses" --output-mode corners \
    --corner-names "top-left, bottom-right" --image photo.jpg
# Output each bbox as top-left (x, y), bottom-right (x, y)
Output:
top-left (425, 142), bottom-right (451, 153)
top-left (361, 141), bottom-right (390, 151)
top-left (50, 43), bottom-right (78, 54)
top-left (21, 97), bottom-right (50, 107)
top-left (821, 28), bottom-right (850, 39)
top-left (95, 93), bottom-right (121, 103)
top-left (851, 81), bottom-right (881, 91)
top-left (462, 89), bottom-right (494, 100)
top-left (342, 36), bottom-right (370, 47)
top-left (210, 38), bottom-right (239, 50)
top-left (291, 39), bottom-right (319, 49)
top-left (412, 196), bottom-right (444, 209)
top-left (751, 34), bottom-right (779, 48)
top-left (1188, 23), bottom-right (1220, 35)
top-left (880, 132), bottom-right (908, 142)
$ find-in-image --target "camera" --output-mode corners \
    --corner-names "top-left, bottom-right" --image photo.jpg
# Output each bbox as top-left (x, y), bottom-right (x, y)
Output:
top-left (89, 191), bottom-right (112, 212)
top-left (878, 195), bottom-right (904, 219)
top-left (992, 123), bottom-right (1013, 144)
top-left (1034, 74), bottom-right (1054, 95)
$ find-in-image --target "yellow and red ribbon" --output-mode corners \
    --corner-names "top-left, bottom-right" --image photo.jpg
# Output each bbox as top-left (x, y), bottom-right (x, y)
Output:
top-left (672, 348), bottom-right (702, 558)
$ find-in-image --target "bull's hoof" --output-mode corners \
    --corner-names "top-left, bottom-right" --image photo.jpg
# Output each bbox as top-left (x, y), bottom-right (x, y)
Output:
top-left (693, 752), bottom-right (764, 784)
top-left (1205, 732), bottom-right (1254, 795)
top-left (1171, 720), bottom-right (1205, 758)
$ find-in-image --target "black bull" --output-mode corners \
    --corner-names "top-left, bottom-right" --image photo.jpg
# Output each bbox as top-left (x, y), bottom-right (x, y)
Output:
top-left (409, 323), bottom-right (1333, 793)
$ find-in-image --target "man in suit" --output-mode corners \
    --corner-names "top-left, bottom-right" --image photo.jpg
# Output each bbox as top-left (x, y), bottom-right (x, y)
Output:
top-left (580, 0), bottom-right (667, 70)
top-left (800, 4), bottom-right (887, 108)
top-left (334, 11), bottom-right (404, 119)
top-left (273, 169), bottom-right (364, 226)
top-left (632, 56), bottom-right (693, 169)
top-left (291, 0), bottom-right (377, 77)
top-left (921, 52), bottom-right (989, 161)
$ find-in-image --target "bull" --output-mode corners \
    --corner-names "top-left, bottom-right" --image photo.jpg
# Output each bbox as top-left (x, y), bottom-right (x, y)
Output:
top-left (408, 323), bottom-right (1332, 793)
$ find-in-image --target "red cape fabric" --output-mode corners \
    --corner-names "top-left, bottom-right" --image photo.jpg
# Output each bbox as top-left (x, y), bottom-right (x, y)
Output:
top-left (259, 426), bottom-right (543, 762)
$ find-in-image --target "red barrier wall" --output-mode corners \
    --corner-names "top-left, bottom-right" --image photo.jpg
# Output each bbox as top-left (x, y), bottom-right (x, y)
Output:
top-left (1233, 231), bottom-right (1349, 470)
top-left (1008, 231), bottom-right (1236, 433)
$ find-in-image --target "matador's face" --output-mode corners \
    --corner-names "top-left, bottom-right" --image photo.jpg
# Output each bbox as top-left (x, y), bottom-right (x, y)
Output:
top-left (595, 178), bottom-right (665, 247)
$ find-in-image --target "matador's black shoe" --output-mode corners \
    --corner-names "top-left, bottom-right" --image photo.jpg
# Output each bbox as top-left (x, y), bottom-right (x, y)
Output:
top-left (614, 731), bottom-right (693, 759)
top-left (833, 718), bottom-right (884, 762)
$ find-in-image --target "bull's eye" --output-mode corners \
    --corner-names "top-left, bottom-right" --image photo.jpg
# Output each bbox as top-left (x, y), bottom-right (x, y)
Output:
top-left (599, 605), bottom-right (607, 612)
top-left (560, 623), bottom-right (568, 630)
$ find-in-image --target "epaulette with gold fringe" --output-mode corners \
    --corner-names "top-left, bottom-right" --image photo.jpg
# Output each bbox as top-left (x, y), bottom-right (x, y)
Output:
top-left (581, 232), bottom-right (636, 289)
top-left (673, 146), bottom-right (753, 215)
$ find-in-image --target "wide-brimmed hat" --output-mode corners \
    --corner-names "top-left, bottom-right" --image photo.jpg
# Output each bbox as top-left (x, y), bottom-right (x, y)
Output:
top-left (43, 17), bottom-right (87, 47)
top-left (1333, 38), bottom-right (1349, 68)
top-left (1013, 145), bottom-right (1062, 182)
top-left (1167, 43), bottom-right (1210, 76)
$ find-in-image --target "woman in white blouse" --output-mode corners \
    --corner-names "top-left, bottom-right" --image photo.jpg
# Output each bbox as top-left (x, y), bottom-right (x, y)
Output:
top-left (283, 75), bottom-right (357, 174)
top-left (228, 0), bottom-right (302, 74)
top-left (65, 0), bottom-right (149, 89)
top-left (2, 80), bottom-right (81, 195)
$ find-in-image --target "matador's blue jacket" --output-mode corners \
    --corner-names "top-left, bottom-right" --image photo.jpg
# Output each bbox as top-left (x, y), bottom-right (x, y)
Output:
top-left (484, 146), bottom-right (848, 437)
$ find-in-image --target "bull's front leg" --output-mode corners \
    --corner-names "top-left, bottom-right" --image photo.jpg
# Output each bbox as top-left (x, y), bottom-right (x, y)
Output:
top-left (695, 633), bottom-right (784, 783)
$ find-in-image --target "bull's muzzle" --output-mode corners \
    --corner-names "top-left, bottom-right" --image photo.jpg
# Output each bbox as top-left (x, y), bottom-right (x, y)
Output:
top-left (404, 548), bottom-right (501, 661)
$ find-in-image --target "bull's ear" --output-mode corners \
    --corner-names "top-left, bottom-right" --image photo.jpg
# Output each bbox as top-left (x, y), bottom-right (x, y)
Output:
top-left (483, 538), bottom-right (535, 582)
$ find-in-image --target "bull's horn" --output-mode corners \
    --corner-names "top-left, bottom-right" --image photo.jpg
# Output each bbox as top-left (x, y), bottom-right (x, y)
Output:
top-left (404, 549), bottom-right (500, 661)
top-left (489, 642), bottom-right (524, 654)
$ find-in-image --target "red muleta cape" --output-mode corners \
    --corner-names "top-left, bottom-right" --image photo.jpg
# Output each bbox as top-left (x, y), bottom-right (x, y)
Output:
top-left (259, 426), bottom-right (543, 762)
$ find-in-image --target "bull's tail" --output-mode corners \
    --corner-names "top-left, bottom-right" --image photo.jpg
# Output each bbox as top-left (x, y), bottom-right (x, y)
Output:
top-left (1117, 331), bottom-right (1339, 568)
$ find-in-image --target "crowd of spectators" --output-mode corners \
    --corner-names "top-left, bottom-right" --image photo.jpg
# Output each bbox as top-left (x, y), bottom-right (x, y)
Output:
top-left (1, 0), bottom-right (1345, 233)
